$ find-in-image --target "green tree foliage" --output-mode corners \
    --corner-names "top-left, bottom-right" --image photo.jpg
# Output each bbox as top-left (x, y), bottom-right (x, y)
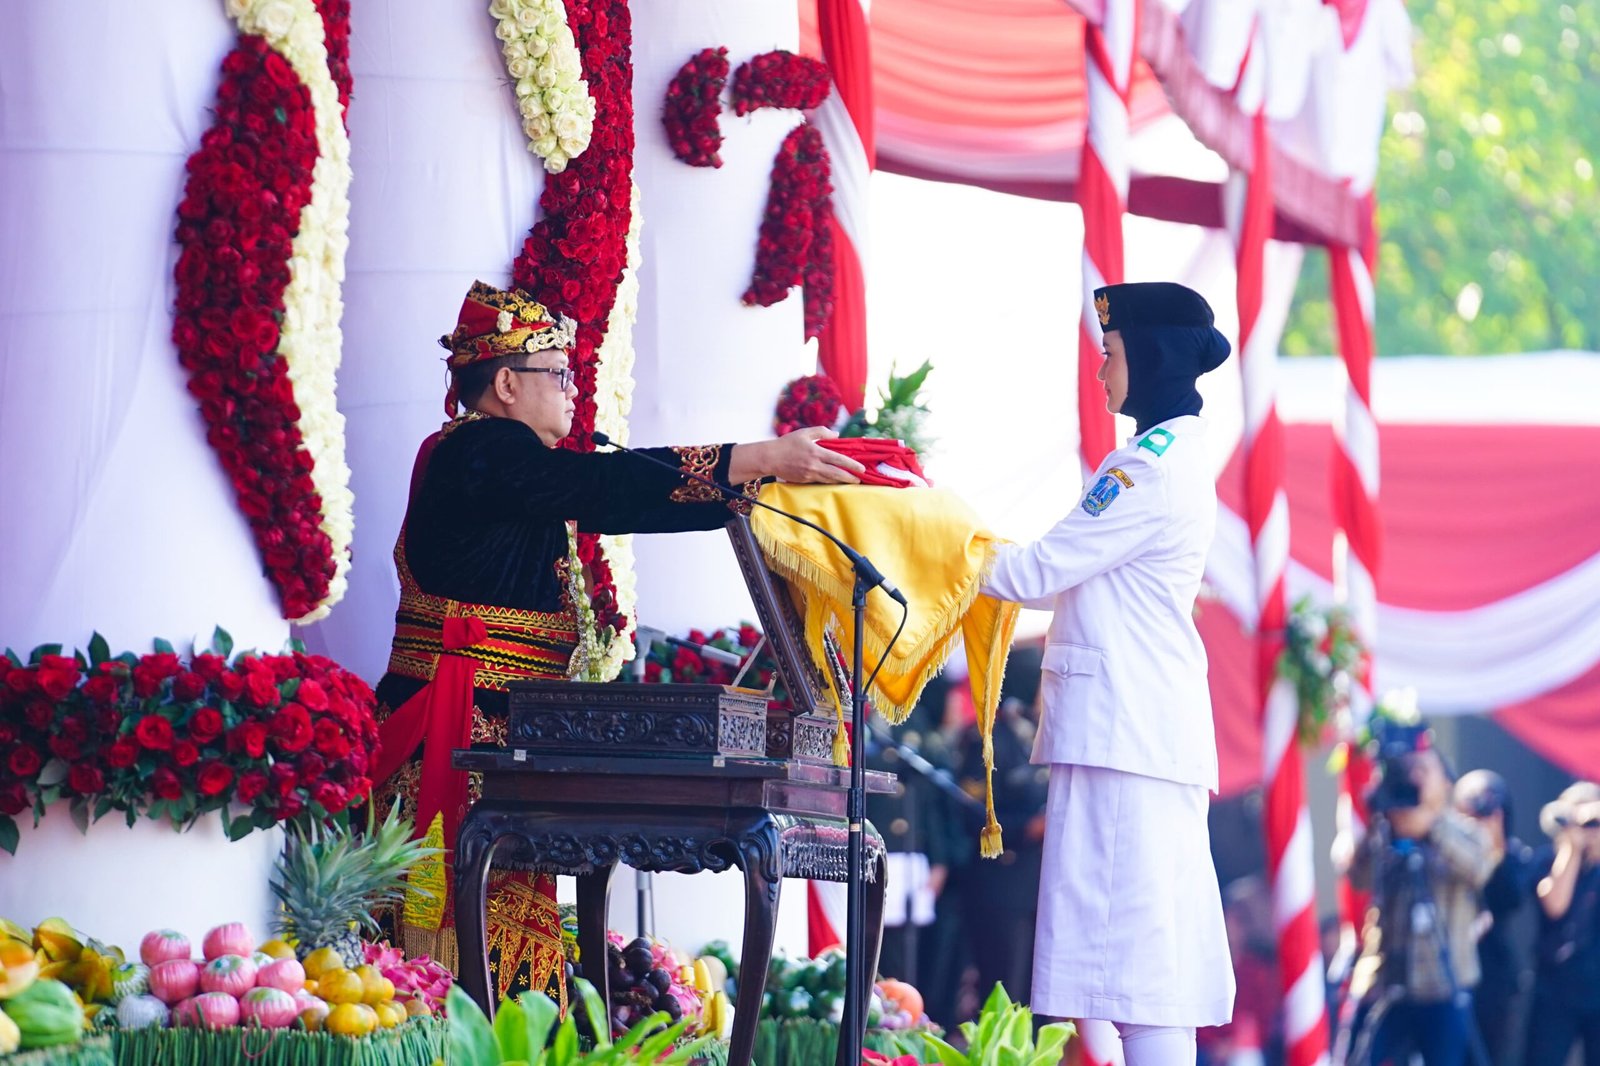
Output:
top-left (1281, 0), bottom-right (1600, 356)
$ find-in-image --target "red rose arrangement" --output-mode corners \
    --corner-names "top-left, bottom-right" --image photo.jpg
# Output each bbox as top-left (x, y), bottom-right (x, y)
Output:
top-left (663, 47), bottom-right (730, 168)
top-left (310, 0), bottom-right (353, 115)
top-left (730, 51), bottom-right (831, 115)
top-left (641, 624), bottom-right (792, 713)
top-left (743, 121), bottom-right (835, 343)
top-left (513, 0), bottom-right (635, 646)
top-left (0, 629), bottom-right (379, 856)
top-left (170, 4), bottom-right (351, 622)
top-left (773, 373), bottom-right (848, 437)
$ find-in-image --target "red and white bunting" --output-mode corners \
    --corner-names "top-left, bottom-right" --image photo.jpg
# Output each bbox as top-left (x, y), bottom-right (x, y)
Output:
top-left (1328, 190), bottom-right (1381, 947)
top-left (812, 0), bottom-right (874, 409)
top-left (1076, 0), bottom-right (1137, 476)
top-left (1229, 89), bottom-right (1330, 1066)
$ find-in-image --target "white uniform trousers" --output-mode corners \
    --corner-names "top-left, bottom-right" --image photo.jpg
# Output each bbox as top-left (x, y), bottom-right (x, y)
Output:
top-left (1031, 763), bottom-right (1235, 1027)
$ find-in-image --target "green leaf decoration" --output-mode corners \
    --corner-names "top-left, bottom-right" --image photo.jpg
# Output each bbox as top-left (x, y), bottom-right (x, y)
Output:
top-left (212, 626), bottom-right (235, 658)
top-left (446, 985), bottom-right (502, 1066)
top-left (515, 988), bottom-right (559, 1062)
top-left (921, 1033), bottom-right (970, 1066)
top-left (0, 816), bottom-right (18, 856)
top-left (28, 643), bottom-right (63, 662)
top-left (572, 977), bottom-right (611, 1051)
top-left (152, 637), bottom-right (175, 655)
top-left (494, 996), bottom-right (531, 1062)
top-left (88, 632), bottom-right (111, 666)
top-left (549, 1012), bottom-right (578, 1066)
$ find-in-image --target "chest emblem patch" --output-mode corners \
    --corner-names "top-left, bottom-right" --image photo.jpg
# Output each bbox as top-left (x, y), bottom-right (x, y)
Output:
top-left (1082, 473), bottom-right (1124, 516)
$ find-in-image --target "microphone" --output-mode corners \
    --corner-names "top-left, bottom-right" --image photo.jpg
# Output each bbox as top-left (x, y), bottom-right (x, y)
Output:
top-left (591, 430), bottom-right (907, 607)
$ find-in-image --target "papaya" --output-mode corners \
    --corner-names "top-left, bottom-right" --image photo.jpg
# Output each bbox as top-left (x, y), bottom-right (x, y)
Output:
top-left (0, 939), bottom-right (39, 999)
top-left (3, 977), bottom-right (85, 1048)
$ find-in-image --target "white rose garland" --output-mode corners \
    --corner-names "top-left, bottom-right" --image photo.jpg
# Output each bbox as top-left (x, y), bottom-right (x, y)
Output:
top-left (228, 0), bottom-right (355, 623)
top-left (490, 0), bottom-right (595, 174)
top-left (590, 181), bottom-right (643, 681)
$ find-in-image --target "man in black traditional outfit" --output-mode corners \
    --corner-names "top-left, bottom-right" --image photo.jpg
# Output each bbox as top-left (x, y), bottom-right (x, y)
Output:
top-left (373, 280), bottom-right (863, 1002)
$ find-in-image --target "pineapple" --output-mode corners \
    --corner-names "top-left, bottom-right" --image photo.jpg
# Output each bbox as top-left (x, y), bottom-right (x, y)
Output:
top-left (269, 804), bottom-right (440, 969)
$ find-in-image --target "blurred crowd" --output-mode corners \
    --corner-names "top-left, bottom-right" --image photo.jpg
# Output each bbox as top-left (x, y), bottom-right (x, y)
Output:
top-left (867, 647), bottom-right (1600, 1066)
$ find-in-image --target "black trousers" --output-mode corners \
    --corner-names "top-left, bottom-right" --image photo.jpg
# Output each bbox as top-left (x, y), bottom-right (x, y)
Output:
top-left (1523, 988), bottom-right (1600, 1066)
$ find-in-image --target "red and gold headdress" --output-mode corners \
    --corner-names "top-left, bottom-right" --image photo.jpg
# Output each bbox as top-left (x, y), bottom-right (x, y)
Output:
top-left (439, 281), bottom-right (578, 415)
top-left (438, 280), bottom-right (577, 367)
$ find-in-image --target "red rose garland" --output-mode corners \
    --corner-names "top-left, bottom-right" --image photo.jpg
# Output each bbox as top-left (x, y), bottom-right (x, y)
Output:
top-left (171, 37), bottom-right (332, 621)
top-left (512, 0), bottom-right (635, 644)
top-left (730, 51), bottom-right (831, 115)
top-left (663, 47), bottom-right (729, 168)
top-left (0, 632), bottom-right (379, 855)
top-left (803, 194), bottom-right (837, 341)
top-left (311, 0), bottom-right (353, 117)
top-left (743, 121), bottom-right (834, 342)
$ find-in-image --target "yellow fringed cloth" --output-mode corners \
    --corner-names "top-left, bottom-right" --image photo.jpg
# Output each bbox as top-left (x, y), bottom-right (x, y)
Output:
top-left (750, 484), bottom-right (1021, 857)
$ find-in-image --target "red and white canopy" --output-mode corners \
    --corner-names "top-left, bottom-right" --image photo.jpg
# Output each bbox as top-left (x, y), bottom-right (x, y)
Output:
top-left (803, 0), bottom-right (1412, 246)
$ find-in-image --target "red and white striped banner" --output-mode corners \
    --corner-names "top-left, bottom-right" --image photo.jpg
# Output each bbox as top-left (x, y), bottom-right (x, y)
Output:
top-left (1328, 191), bottom-right (1381, 943)
top-left (1230, 97), bottom-right (1330, 1066)
top-left (812, 0), bottom-right (874, 409)
top-left (1076, 0), bottom-right (1137, 476)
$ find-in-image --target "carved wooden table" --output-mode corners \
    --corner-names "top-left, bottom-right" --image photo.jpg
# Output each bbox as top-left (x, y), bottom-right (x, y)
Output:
top-left (452, 749), bottom-right (893, 1066)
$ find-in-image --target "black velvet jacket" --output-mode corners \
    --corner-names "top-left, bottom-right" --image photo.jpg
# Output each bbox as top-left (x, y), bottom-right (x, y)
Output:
top-left (403, 416), bottom-right (740, 613)
top-left (374, 416), bottom-right (745, 713)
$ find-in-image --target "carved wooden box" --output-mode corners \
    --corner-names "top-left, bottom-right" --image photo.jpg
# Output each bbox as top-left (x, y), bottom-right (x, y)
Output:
top-left (507, 680), bottom-right (769, 759)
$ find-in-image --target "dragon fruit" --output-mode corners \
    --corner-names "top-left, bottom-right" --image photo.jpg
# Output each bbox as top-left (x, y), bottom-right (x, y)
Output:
top-left (362, 942), bottom-right (453, 1013)
top-left (174, 992), bottom-right (241, 1028)
top-left (199, 955), bottom-right (257, 997)
top-left (240, 987), bottom-right (299, 1029)
top-left (201, 923), bottom-right (253, 962)
top-left (148, 960), bottom-right (200, 1005)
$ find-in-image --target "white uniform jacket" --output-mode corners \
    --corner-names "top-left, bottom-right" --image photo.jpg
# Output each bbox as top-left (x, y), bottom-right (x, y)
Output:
top-left (983, 415), bottom-right (1218, 790)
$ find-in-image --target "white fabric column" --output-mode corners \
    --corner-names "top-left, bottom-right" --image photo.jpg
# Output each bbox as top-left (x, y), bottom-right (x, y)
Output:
top-left (627, 2), bottom-right (812, 636)
top-left (0, 0), bottom-right (289, 943)
top-left (625, 1), bottom-right (812, 960)
top-left (302, 1), bottom-right (545, 678)
top-left (0, 0), bottom-right (289, 656)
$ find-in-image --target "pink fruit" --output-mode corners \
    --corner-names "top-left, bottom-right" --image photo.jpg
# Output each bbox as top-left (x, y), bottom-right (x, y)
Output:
top-left (140, 929), bottom-right (192, 968)
top-left (240, 986), bottom-right (299, 1029)
top-left (257, 958), bottom-right (306, 994)
top-left (202, 922), bottom-right (254, 962)
top-left (199, 954), bottom-right (258, 997)
top-left (149, 959), bottom-right (201, 1005)
top-left (174, 992), bottom-right (241, 1028)
top-left (295, 993), bottom-right (329, 1026)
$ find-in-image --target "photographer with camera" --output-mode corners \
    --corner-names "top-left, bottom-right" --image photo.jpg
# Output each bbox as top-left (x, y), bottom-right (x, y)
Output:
top-left (1340, 718), bottom-right (1495, 1066)
top-left (1522, 782), bottom-right (1600, 1066)
top-left (1455, 770), bottom-right (1538, 1066)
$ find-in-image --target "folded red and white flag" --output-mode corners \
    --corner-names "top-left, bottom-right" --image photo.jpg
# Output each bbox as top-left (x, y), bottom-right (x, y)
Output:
top-left (818, 437), bottom-right (929, 488)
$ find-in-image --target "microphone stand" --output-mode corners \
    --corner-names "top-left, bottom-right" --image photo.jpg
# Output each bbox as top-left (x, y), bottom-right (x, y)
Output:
top-left (592, 433), bottom-right (899, 1066)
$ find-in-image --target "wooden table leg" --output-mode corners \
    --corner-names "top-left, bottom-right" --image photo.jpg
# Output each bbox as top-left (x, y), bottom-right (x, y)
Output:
top-left (835, 849), bottom-right (890, 1066)
top-left (729, 848), bottom-right (782, 1066)
top-left (576, 863), bottom-right (616, 1014)
top-left (452, 816), bottom-right (498, 1019)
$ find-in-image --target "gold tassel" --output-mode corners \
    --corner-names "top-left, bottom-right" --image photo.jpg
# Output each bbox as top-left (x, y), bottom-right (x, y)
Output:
top-left (980, 819), bottom-right (1004, 859)
top-left (832, 718), bottom-right (850, 767)
top-left (979, 728), bottom-right (1004, 858)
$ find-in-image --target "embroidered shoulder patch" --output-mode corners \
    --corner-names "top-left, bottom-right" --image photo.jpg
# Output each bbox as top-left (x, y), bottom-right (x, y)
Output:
top-left (1108, 467), bottom-right (1134, 488)
top-left (1137, 428), bottom-right (1175, 456)
top-left (1081, 473), bottom-right (1123, 516)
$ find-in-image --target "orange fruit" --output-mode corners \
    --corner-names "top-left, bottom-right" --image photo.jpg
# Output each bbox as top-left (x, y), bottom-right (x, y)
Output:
top-left (403, 998), bottom-right (432, 1018)
top-left (258, 939), bottom-right (297, 961)
top-left (325, 1002), bottom-right (378, 1037)
top-left (316, 968), bottom-right (364, 1005)
top-left (374, 1001), bottom-right (407, 1029)
top-left (301, 947), bottom-right (345, 980)
top-left (354, 965), bottom-right (395, 1005)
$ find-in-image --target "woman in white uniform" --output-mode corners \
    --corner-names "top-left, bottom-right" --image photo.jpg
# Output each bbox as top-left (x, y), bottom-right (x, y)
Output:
top-left (982, 282), bottom-right (1236, 1066)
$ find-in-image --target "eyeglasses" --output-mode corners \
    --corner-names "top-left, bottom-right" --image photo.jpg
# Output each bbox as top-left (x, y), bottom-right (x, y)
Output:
top-left (508, 367), bottom-right (575, 391)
